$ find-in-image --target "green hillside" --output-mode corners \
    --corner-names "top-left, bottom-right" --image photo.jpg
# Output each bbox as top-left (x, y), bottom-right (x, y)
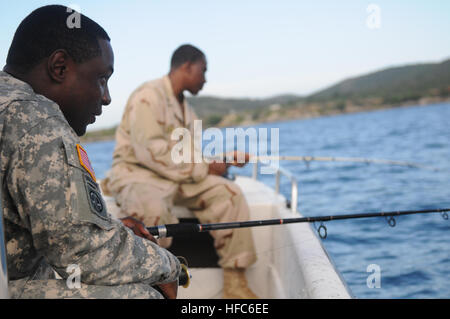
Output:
top-left (82, 57), bottom-right (450, 142)
top-left (185, 58), bottom-right (450, 127)
top-left (307, 58), bottom-right (450, 104)
top-left (186, 94), bottom-right (301, 125)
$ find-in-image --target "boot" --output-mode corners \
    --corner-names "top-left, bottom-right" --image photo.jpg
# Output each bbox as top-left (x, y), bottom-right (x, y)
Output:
top-left (223, 268), bottom-right (259, 299)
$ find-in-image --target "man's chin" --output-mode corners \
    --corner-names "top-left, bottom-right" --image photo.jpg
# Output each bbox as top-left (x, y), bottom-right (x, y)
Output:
top-left (75, 125), bottom-right (87, 137)
top-left (67, 119), bottom-right (87, 137)
top-left (188, 87), bottom-right (203, 96)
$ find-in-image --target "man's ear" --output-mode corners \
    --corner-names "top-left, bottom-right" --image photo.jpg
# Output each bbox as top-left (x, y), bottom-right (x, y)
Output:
top-left (47, 49), bottom-right (72, 83)
top-left (180, 61), bottom-right (192, 73)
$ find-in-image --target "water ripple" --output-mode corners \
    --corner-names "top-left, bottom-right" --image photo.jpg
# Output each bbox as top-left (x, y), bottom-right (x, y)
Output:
top-left (86, 102), bottom-right (450, 298)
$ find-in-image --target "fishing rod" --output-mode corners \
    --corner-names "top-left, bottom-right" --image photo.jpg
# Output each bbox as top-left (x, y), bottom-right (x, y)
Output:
top-left (252, 155), bottom-right (438, 171)
top-left (208, 153), bottom-right (440, 171)
top-left (147, 208), bottom-right (449, 239)
top-left (161, 208), bottom-right (449, 289)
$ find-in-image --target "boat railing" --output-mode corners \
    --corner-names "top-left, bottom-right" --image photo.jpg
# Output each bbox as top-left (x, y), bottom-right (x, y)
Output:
top-left (252, 160), bottom-right (298, 215)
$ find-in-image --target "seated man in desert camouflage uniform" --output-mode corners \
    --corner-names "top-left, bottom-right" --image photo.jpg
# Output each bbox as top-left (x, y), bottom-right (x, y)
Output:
top-left (103, 44), bottom-right (258, 298)
top-left (0, 5), bottom-right (180, 299)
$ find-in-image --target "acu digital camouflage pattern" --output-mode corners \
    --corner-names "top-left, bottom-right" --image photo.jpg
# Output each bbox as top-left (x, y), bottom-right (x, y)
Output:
top-left (0, 71), bottom-right (180, 298)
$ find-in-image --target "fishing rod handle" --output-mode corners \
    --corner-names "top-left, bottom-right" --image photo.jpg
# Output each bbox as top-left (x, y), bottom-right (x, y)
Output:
top-left (146, 223), bottom-right (199, 238)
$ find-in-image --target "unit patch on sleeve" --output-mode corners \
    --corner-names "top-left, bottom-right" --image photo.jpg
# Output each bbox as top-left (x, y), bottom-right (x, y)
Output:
top-left (76, 144), bottom-right (96, 182)
top-left (83, 173), bottom-right (108, 219)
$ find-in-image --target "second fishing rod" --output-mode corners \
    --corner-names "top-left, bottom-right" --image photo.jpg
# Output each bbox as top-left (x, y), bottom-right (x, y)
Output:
top-left (146, 208), bottom-right (450, 238)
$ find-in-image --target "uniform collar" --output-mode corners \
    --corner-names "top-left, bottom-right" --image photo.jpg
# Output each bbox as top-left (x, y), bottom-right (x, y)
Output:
top-left (162, 75), bottom-right (192, 127)
top-left (0, 71), bottom-right (76, 134)
top-left (0, 71), bottom-right (35, 100)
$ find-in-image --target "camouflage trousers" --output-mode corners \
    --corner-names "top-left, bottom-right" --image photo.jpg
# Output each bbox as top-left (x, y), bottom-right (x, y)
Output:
top-left (105, 168), bottom-right (257, 269)
top-left (9, 277), bottom-right (163, 299)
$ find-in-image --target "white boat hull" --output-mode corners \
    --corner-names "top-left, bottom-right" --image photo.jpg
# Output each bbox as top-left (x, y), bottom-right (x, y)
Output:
top-left (103, 176), bottom-right (352, 299)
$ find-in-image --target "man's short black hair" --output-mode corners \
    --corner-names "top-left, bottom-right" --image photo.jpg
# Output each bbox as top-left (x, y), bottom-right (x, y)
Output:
top-left (6, 5), bottom-right (110, 74)
top-left (170, 44), bottom-right (205, 70)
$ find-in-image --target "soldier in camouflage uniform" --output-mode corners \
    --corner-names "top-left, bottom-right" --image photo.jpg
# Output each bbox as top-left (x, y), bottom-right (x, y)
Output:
top-left (0, 5), bottom-right (180, 299)
top-left (102, 45), bottom-right (258, 298)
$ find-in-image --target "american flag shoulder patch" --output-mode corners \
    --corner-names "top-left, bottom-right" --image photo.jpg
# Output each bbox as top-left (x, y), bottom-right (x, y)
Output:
top-left (76, 144), bottom-right (96, 182)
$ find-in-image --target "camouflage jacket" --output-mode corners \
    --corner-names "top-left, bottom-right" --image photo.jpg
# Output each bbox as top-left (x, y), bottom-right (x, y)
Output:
top-left (0, 71), bottom-right (180, 286)
top-left (109, 76), bottom-right (209, 189)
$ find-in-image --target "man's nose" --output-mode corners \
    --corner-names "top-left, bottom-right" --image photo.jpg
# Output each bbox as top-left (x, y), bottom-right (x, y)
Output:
top-left (102, 86), bottom-right (112, 106)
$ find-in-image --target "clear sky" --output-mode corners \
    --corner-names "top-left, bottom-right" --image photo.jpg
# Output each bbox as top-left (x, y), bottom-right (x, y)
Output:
top-left (1, 1), bottom-right (449, 130)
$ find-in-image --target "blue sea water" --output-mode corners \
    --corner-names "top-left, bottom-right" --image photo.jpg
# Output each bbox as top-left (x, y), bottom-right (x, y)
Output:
top-left (85, 102), bottom-right (450, 299)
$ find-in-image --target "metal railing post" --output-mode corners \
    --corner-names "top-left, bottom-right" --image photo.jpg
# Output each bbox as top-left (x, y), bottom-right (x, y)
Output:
top-left (291, 177), bottom-right (298, 215)
top-left (275, 170), bottom-right (280, 194)
top-left (252, 161), bottom-right (258, 180)
top-left (251, 160), bottom-right (299, 214)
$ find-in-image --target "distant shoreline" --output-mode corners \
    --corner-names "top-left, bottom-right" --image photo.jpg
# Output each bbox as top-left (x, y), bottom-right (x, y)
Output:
top-left (81, 97), bottom-right (450, 144)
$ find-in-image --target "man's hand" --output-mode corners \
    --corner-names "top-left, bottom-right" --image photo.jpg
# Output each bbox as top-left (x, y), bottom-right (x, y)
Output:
top-left (226, 150), bottom-right (250, 167)
top-left (208, 151), bottom-right (251, 175)
top-left (208, 161), bottom-right (228, 176)
top-left (120, 216), bottom-right (157, 244)
top-left (120, 216), bottom-right (179, 299)
top-left (157, 281), bottom-right (178, 299)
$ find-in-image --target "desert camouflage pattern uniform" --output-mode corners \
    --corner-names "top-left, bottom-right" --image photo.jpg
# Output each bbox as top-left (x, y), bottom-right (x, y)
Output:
top-left (0, 71), bottom-right (180, 299)
top-left (103, 76), bottom-right (256, 269)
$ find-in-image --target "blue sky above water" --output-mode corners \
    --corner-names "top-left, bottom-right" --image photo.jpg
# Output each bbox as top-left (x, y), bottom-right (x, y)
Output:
top-left (1, 0), bottom-right (449, 130)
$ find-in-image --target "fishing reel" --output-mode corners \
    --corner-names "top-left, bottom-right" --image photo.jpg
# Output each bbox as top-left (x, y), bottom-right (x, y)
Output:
top-left (177, 256), bottom-right (191, 288)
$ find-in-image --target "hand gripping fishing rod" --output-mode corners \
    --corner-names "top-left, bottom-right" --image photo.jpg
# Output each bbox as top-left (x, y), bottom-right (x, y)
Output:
top-left (147, 208), bottom-right (450, 239)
